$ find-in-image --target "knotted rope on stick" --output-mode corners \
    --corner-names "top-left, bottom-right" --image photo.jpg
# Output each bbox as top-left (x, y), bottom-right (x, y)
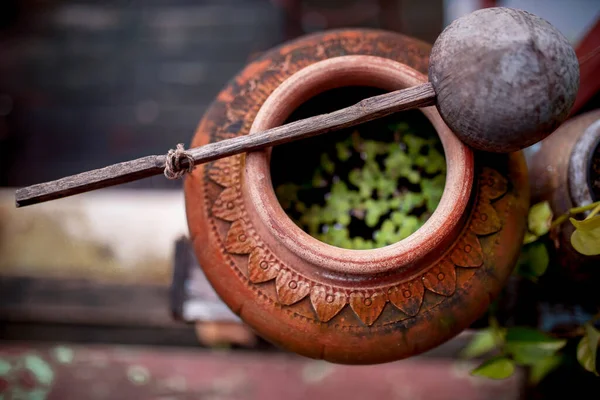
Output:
top-left (164, 143), bottom-right (195, 179)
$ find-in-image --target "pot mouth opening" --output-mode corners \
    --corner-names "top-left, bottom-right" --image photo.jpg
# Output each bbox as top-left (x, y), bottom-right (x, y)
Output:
top-left (270, 86), bottom-right (447, 250)
top-left (243, 55), bottom-right (474, 275)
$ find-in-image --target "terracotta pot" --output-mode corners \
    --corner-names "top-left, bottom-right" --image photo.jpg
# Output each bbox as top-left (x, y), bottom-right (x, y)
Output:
top-left (528, 109), bottom-right (600, 285)
top-left (184, 30), bottom-right (529, 364)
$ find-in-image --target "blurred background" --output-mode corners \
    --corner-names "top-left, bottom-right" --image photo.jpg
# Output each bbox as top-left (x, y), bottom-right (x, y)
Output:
top-left (0, 0), bottom-right (599, 399)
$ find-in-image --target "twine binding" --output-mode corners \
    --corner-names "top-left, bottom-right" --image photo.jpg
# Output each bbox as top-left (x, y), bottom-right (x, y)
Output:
top-left (164, 143), bottom-right (195, 179)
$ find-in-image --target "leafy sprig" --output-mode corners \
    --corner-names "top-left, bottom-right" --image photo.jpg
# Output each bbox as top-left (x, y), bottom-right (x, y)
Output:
top-left (464, 200), bottom-right (600, 382)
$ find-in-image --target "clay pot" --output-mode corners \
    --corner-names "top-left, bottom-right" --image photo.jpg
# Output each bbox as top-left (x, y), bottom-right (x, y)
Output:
top-left (184, 30), bottom-right (529, 364)
top-left (528, 109), bottom-right (600, 287)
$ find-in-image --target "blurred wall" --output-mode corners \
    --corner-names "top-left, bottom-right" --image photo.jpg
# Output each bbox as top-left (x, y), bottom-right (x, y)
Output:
top-left (1, 0), bottom-right (596, 190)
top-left (0, 0), bottom-right (284, 188)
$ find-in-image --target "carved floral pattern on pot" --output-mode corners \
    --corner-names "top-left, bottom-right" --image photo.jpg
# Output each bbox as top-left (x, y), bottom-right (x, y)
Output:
top-left (210, 156), bottom-right (507, 326)
top-left (184, 30), bottom-right (529, 364)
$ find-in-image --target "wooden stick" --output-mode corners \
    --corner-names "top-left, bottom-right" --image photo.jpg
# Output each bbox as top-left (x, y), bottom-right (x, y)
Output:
top-left (15, 82), bottom-right (436, 207)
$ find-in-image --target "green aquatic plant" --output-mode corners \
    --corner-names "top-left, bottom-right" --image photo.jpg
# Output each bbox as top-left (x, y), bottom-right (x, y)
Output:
top-left (274, 119), bottom-right (446, 249)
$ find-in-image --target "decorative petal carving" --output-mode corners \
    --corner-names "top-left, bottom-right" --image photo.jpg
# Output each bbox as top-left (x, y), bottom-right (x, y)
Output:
top-left (208, 157), bottom-right (238, 188)
top-left (248, 247), bottom-right (280, 283)
top-left (387, 279), bottom-right (425, 317)
top-left (480, 167), bottom-right (508, 200)
top-left (450, 231), bottom-right (484, 268)
top-left (349, 291), bottom-right (386, 326)
top-left (470, 201), bottom-right (502, 235)
top-left (342, 37), bottom-right (365, 53)
top-left (225, 220), bottom-right (257, 254)
top-left (422, 260), bottom-right (456, 296)
top-left (212, 187), bottom-right (242, 221)
top-left (210, 161), bottom-right (510, 323)
top-left (310, 286), bottom-right (347, 322)
top-left (225, 101), bottom-right (250, 126)
top-left (276, 269), bottom-right (311, 306)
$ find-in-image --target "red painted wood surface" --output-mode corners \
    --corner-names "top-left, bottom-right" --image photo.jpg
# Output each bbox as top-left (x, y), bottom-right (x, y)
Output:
top-left (571, 17), bottom-right (600, 115)
top-left (0, 343), bottom-right (524, 400)
top-left (480, 0), bottom-right (497, 9)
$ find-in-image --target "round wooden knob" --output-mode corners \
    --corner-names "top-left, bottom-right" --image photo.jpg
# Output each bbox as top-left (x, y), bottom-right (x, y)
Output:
top-left (429, 7), bottom-right (580, 153)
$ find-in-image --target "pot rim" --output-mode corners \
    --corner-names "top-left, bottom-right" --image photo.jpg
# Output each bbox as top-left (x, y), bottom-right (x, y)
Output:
top-left (244, 55), bottom-right (474, 275)
top-left (569, 118), bottom-right (600, 207)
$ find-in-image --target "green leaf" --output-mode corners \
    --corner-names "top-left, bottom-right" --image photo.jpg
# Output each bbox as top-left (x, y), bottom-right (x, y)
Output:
top-left (330, 180), bottom-right (349, 197)
top-left (404, 133), bottom-right (427, 157)
top-left (399, 192), bottom-right (425, 214)
top-left (384, 150), bottom-right (413, 180)
top-left (398, 215), bottom-right (420, 239)
top-left (275, 183), bottom-right (299, 210)
top-left (320, 153), bottom-right (335, 174)
top-left (364, 199), bottom-right (389, 228)
top-left (460, 328), bottom-right (498, 359)
top-left (570, 216), bottom-right (600, 256)
top-left (311, 170), bottom-right (327, 188)
top-left (414, 154), bottom-right (428, 169)
top-left (406, 169), bottom-right (421, 184)
top-left (506, 327), bottom-right (553, 342)
top-left (318, 225), bottom-right (352, 248)
top-left (529, 354), bottom-right (562, 384)
top-left (421, 175), bottom-right (445, 213)
top-left (471, 356), bottom-right (515, 380)
top-left (515, 242), bottom-right (549, 281)
top-left (335, 141), bottom-right (352, 162)
top-left (375, 176), bottom-right (397, 198)
top-left (528, 201), bottom-right (553, 237)
top-left (374, 219), bottom-right (399, 246)
top-left (299, 204), bottom-right (323, 235)
top-left (381, 143), bottom-right (422, 183)
top-left (338, 213), bottom-right (351, 226)
top-left (577, 323), bottom-right (599, 375)
top-left (388, 197), bottom-right (402, 209)
top-left (355, 161), bottom-right (380, 200)
top-left (295, 201), bottom-right (306, 213)
top-left (352, 237), bottom-right (375, 250)
top-left (423, 148), bottom-right (446, 174)
top-left (505, 327), bottom-right (566, 366)
top-left (389, 122), bottom-right (409, 133)
top-left (390, 211), bottom-right (406, 226)
top-left (348, 169), bottom-right (361, 187)
top-left (363, 140), bottom-right (386, 162)
top-left (523, 231), bottom-right (539, 245)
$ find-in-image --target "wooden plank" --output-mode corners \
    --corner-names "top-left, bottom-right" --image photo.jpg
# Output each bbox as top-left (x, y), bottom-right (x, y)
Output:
top-left (172, 237), bottom-right (241, 323)
top-left (170, 237), bottom-right (192, 321)
top-left (0, 323), bottom-right (198, 347)
top-left (0, 342), bottom-right (526, 400)
top-left (0, 276), bottom-right (181, 328)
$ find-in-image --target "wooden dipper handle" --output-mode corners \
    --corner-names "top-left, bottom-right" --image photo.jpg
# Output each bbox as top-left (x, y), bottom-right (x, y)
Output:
top-left (15, 83), bottom-right (436, 208)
